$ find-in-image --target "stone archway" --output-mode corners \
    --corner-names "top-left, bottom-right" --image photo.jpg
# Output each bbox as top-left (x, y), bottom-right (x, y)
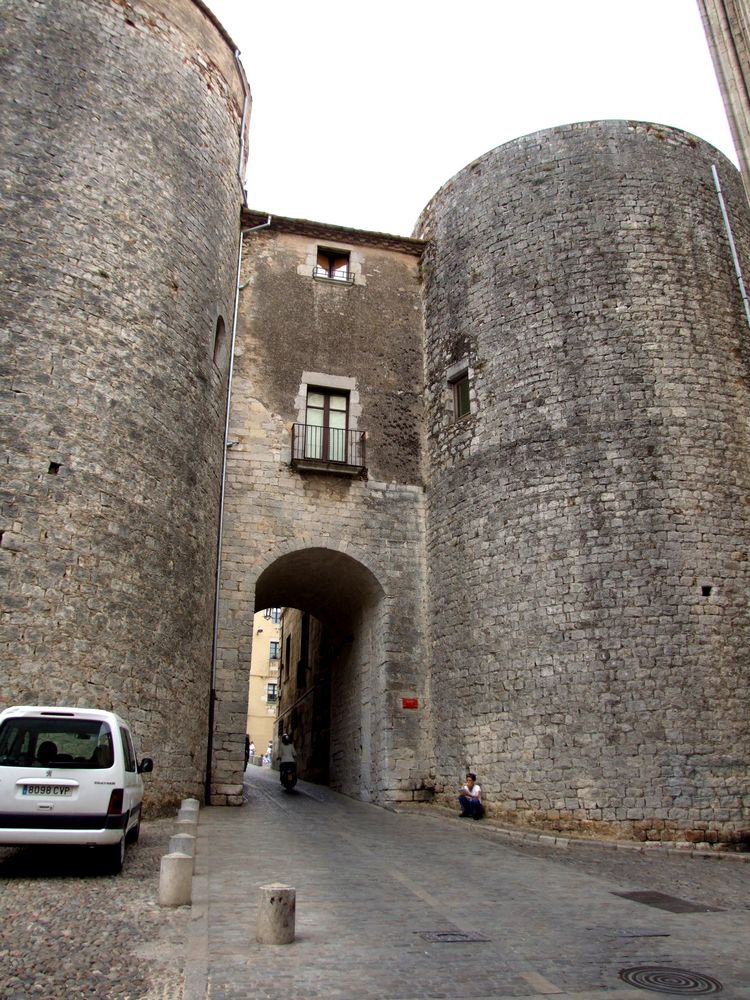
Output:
top-left (209, 544), bottom-right (428, 806)
top-left (255, 548), bottom-right (386, 797)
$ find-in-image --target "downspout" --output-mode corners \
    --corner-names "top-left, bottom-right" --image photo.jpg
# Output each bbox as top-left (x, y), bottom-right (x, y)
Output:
top-left (205, 212), bottom-right (272, 805)
top-left (712, 163), bottom-right (750, 330)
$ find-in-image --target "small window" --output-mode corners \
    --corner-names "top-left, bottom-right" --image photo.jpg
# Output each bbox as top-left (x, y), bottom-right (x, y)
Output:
top-left (314, 247), bottom-right (351, 282)
top-left (270, 640), bottom-right (280, 660)
top-left (120, 727), bottom-right (136, 772)
top-left (213, 315), bottom-right (228, 369)
top-left (452, 372), bottom-right (471, 419)
top-left (267, 682), bottom-right (278, 703)
top-left (264, 607), bottom-right (282, 624)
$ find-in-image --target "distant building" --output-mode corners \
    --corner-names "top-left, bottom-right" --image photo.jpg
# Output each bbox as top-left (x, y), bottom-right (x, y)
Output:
top-left (245, 610), bottom-right (282, 760)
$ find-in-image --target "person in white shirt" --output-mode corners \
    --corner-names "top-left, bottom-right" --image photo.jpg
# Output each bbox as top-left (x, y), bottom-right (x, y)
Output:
top-left (279, 733), bottom-right (297, 786)
top-left (458, 772), bottom-right (483, 820)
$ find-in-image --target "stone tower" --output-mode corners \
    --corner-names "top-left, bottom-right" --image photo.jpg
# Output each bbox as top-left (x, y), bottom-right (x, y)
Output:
top-left (415, 121), bottom-right (750, 845)
top-left (1, 0), bottom-right (249, 809)
top-left (698, 0), bottom-right (750, 196)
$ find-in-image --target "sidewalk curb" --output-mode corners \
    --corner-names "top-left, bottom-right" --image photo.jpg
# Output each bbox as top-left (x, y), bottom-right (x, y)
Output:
top-left (393, 801), bottom-right (750, 862)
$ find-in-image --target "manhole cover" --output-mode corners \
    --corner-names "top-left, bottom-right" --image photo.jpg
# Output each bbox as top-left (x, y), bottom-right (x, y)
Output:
top-left (619, 967), bottom-right (723, 995)
top-left (613, 891), bottom-right (723, 913)
top-left (416, 930), bottom-right (489, 943)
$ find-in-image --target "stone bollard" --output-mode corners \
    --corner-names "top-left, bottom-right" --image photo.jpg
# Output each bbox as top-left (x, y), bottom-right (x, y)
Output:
top-left (256, 883), bottom-right (296, 944)
top-left (159, 852), bottom-right (193, 906)
top-left (181, 798), bottom-right (200, 811)
top-left (177, 806), bottom-right (198, 823)
top-left (175, 816), bottom-right (198, 838)
top-left (169, 832), bottom-right (196, 858)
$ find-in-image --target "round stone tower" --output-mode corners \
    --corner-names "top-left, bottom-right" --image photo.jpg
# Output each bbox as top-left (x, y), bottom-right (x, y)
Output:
top-left (417, 121), bottom-right (750, 846)
top-left (1, 0), bottom-right (249, 809)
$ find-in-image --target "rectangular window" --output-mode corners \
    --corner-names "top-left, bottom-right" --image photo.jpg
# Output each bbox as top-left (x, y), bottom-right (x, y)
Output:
top-left (269, 640), bottom-right (280, 660)
top-left (314, 247), bottom-right (350, 281)
top-left (305, 388), bottom-right (348, 462)
top-left (267, 682), bottom-right (278, 703)
top-left (452, 372), bottom-right (471, 419)
top-left (0, 717), bottom-right (114, 769)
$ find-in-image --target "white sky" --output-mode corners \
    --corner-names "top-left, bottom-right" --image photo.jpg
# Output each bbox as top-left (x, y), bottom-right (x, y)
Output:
top-left (204, 0), bottom-right (736, 237)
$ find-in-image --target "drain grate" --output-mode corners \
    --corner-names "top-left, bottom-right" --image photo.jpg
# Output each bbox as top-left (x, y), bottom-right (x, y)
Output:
top-left (619, 966), bottom-right (723, 995)
top-left (613, 891), bottom-right (723, 913)
top-left (416, 930), bottom-right (490, 943)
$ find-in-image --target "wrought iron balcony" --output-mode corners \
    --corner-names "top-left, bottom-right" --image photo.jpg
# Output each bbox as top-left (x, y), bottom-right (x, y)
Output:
top-left (291, 423), bottom-right (366, 476)
top-left (312, 264), bottom-right (354, 283)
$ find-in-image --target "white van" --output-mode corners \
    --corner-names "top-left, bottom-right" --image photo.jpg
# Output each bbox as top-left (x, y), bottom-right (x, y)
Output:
top-left (0, 705), bottom-right (153, 873)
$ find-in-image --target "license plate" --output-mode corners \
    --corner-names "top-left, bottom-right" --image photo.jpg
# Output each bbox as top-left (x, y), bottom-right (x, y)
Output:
top-left (22, 785), bottom-right (72, 797)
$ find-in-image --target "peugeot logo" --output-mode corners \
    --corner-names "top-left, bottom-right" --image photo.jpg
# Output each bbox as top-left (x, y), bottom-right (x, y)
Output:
top-left (45, 769), bottom-right (52, 778)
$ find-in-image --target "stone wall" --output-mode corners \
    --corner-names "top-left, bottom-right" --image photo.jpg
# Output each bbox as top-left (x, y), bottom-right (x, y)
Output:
top-left (1, 0), bottom-right (248, 810)
top-left (416, 121), bottom-right (750, 845)
top-left (212, 220), bottom-right (430, 804)
top-left (698, 0), bottom-right (750, 199)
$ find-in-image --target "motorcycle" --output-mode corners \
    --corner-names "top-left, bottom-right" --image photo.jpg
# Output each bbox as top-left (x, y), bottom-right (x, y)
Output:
top-left (280, 762), bottom-right (298, 791)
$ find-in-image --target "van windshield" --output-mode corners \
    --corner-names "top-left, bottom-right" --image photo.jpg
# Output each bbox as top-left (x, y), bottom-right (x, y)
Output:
top-left (0, 717), bottom-right (114, 769)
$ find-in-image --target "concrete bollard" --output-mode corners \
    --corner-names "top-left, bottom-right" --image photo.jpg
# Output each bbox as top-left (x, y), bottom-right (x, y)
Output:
top-left (174, 817), bottom-right (198, 837)
top-left (256, 883), bottom-right (296, 944)
top-left (177, 806), bottom-right (198, 822)
top-left (181, 798), bottom-right (200, 811)
top-left (169, 832), bottom-right (196, 858)
top-left (159, 852), bottom-right (193, 906)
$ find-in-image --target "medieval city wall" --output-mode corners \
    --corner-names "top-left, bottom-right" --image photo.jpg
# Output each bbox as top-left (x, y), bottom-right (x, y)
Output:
top-left (417, 121), bottom-right (750, 845)
top-left (1, 0), bottom-right (247, 810)
top-left (212, 222), bottom-right (430, 804)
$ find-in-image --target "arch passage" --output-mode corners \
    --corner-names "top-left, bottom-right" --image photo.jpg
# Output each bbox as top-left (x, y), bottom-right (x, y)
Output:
top-left (210, 546), bottom-right (428, 806)
top-left (254, 547), bottom-right (384, 626)
top-left (255, 550), bottom-right (387, 792)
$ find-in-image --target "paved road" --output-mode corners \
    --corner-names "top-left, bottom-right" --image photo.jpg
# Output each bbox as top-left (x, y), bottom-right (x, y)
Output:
top-left (187, 767), bottom-right (750, 1000)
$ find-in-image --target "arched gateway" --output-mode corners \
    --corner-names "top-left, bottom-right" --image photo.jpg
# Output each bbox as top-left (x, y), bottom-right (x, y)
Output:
top-left (207, 217), bottom-right (431, 807)
top-left (211, 546), bottom-right (424, 801)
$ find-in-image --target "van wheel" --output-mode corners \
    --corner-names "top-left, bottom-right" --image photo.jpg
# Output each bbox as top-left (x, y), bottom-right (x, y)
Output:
top-left (101, 833), bottom-right (126, 875)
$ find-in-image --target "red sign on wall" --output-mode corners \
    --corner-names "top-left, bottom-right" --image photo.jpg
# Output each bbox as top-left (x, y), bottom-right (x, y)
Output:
top-left (402, 697), bottom-right (419, 710)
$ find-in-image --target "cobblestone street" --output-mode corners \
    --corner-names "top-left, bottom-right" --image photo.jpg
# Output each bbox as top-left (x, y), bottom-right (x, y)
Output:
top-left (2, 771), bottom-right (749, 1000)
top-left (188, 768), bottom-right (750, 1000)
top-left (0, 818), bottom-right (188, 999)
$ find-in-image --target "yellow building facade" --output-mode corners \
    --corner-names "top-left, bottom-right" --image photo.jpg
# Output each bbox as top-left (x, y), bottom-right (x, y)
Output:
top-left (246, 609), bottom-right (282, 759)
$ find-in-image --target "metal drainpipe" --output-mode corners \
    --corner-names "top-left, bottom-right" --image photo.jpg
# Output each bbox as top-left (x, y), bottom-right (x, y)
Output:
top-left (712, 163), bottom-right (750, 330)
top-left (205, 213), bottom-right (272, 805)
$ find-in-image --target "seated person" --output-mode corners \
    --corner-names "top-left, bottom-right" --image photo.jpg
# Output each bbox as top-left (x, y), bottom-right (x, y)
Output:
top-left (37, 740), bottom-right (58, 765)
top-left (458, 772), bottom-right (484, 820)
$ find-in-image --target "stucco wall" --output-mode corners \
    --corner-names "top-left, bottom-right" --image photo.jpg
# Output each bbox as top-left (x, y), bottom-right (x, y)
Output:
top-left (416, 121), bottom-right (750, 845)
top-left (1, 0), bottom-right (247, 810)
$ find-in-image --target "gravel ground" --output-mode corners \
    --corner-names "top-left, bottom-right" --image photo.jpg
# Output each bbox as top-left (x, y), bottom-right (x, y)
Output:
top-left (0, 818), bottom-right (188, 1000)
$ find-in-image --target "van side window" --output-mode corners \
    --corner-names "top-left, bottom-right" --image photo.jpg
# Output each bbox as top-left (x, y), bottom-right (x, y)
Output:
top-left (120, 727), bottom-right (136, 772)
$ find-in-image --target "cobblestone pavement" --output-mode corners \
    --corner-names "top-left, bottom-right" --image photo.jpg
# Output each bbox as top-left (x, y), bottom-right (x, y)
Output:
top-left (189, 767), bottom-right (750, 1000)
top-left (2, 774), bottom-right (748, 1000)
top-left (0, 817), bottom-right (188, 1000)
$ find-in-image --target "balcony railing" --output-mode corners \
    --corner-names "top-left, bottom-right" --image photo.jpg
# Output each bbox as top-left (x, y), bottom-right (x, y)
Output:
top-left (291, 423), bottom-right (366, 475)
top-left (313, 264), bottom-right (354, 284)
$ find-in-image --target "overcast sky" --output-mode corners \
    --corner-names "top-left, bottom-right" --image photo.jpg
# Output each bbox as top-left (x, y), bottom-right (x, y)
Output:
top-left (204, 0), bottom-right (735, 237)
